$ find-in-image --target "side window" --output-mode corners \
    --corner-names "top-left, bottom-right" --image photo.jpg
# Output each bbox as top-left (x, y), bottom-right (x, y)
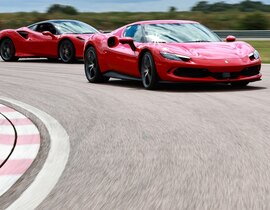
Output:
top-left (36, 23), bottom-right (57, 35)
top-left (123, 24), bottom-right (143, 43)
top-left (28, 24), bottom-right (37, 31)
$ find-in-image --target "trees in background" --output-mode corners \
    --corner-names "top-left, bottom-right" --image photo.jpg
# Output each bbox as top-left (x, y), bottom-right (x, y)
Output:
top-left (192, 0), bottom-right (269, 29)
top-left (47, 4), bottom-right (78, 15)
top-left (192, 0), bottom-right (270, 12)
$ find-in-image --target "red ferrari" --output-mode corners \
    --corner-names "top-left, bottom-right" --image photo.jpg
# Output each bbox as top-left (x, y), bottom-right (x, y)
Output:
top-left (0, 19), bottom-right (99, 63)
top-left (84, 20), bottom-right (261, 89)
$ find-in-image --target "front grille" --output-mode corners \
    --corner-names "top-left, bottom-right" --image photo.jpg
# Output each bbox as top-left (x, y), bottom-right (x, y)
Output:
top-left (241, 65), bottom-right (261, 76)
top-left (173, 68), bottom-right (210, 78)
top-left (173, 65), bottom-right (261, 80)
top-left (212, 72), bottom-right (239, 80)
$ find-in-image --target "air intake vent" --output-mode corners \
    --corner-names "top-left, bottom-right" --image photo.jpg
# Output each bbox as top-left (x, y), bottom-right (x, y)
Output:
top-left (174, 68), bottom-right (210, 78)
top-left (241, 65), bottom-right (261, 76)
top-left (17, 31), bottom-right (28, 39)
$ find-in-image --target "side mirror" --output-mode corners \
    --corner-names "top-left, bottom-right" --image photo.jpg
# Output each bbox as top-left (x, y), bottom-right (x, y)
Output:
top-left (42, 31), bottom-right (55, 38)
top-left (107, 36), bottom-right (136, 51)
top-left (226, 35), bottom-right (236, 42)
top-left (119, 37), bottom-right (136, 51)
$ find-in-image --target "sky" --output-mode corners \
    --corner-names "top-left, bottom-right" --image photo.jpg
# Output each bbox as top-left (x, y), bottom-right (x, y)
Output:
top-left (0, 0), bottom-right (270, 13)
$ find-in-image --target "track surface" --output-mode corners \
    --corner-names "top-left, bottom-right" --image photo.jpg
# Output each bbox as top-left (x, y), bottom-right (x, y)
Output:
top-left (0, 59), bottom-right (270, 209)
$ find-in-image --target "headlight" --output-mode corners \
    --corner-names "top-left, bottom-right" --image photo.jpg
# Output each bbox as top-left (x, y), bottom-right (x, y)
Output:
top-left (249, 50), bottom-right (260, 60)
top-left (160, 52), bottom-right (190, 61)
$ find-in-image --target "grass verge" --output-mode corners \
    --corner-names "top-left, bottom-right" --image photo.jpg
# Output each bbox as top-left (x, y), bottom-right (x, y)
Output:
top-left (244, 40), bottom-right (270, 63)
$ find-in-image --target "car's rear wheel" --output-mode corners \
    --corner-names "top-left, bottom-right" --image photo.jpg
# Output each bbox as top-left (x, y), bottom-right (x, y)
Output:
top-left (59, 40), bottom-right (75, 63)
top-left (140, 52), bottom-right (158, 90)
top-left (84, 46), bottom-right (109, 83)
top-left (0, 38), bottom-right (18, 62)
top-left (231, 81), bottom-right (249, 87)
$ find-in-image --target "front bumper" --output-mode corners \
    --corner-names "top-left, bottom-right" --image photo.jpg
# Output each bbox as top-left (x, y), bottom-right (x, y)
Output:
top-left (156, 57), bottom-right (262, 83)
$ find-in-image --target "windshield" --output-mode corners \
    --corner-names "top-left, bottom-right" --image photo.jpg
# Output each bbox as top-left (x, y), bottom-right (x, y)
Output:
top-left (144, 23), bottom-right (221, 43)
top-left (53, 20), bottom-right (98, 34)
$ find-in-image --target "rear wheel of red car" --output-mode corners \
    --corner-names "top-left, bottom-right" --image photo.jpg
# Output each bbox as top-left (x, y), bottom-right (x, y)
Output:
top-left (231, 81), bottom-right (249, 87)
top-left (59, 40), bottom-right (75, 63)
top-left (140, 52), bottom-right (158, 90)
top-left (0, 38), bottom-right (18, 62)
top-left (84, 46), bottom-right (109, 83)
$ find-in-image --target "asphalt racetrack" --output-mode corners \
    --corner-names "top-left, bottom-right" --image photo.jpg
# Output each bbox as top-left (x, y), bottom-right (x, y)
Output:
top-left (0, 59), bottom-right (270, 209)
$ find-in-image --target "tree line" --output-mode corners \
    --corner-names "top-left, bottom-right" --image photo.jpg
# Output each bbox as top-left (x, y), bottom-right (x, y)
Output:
top-left (192, 0), bottom-right (270, 12)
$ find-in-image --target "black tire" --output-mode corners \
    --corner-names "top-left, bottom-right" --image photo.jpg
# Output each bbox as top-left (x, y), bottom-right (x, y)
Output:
top-left (59, 39), bottom-right (75, 63)
top-left (84, 46), bottom-right (109, 83)
top-left (140, 52), bottom-right (158, 90)
top-left (231, 81), bottom-right (249, 87)
top-left (0, 38), bottom-right (18, 62)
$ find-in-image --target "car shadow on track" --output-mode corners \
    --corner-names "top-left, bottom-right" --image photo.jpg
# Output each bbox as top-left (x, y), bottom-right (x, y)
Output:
top-left (16, 58), bottom-right (84, 64)
top-left (102, 79), bottom-right (266, 93)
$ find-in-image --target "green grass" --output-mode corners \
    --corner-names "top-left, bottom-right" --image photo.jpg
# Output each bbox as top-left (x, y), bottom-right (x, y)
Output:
top-left (245, 40), bottom-right (270, 63)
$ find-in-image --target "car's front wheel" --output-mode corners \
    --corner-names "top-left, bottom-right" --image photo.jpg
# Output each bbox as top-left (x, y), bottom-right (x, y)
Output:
top-left (140, 52), bottom-right (158, 90)
top-left (84, 46), bottom-right (109, 83)
top-left (59, 40), bottom-right (75, 63)
top-left (0, 38), bottom-right (18, 62)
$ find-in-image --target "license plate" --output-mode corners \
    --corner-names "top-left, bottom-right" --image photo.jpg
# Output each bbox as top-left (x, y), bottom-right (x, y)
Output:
top-left (222, 72), bottom-right (231, 78)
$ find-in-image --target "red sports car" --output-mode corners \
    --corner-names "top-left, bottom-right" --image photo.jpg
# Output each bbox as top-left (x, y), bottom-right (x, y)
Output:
top-left (83, 20), bottom-right (261, 89)
top-left (0, 19), bottom-right (99, 63)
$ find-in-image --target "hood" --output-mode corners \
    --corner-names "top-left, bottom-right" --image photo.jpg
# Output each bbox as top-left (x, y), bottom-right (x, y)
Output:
top-left (157, 41), bottom-right (254, 60)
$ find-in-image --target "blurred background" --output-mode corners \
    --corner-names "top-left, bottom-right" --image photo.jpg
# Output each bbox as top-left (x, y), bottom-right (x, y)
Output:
top-left (0, 0), bottom-right (269, 61)
top-left (0, 0), bottom-right (270, 30)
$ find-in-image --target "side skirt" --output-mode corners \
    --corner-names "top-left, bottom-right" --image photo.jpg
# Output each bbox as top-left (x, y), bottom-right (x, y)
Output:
top-left (103, 71), bottom-right (141, 81)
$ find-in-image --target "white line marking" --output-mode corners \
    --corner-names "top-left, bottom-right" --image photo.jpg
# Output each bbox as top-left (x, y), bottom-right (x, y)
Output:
top-left (0, 145), bottom-right (13, 160)
top-left (0, 125), bottom-right (14, 134)
top-left (0, 176), bottom-right (21, 195)
top-left (0, 144), bottom-right (40, 160)
top-left (0, 125), bottom-right (39, 135)
top-left (0, 112), bottom-right (26, 119)
top-left (0, 97), bottom-right (70, 210)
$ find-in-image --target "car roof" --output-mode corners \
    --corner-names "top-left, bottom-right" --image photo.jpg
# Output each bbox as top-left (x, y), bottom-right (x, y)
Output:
top-left (130, 20), bottom-right (199, 25)
top-left (29, 19), bottom-right (83, 26)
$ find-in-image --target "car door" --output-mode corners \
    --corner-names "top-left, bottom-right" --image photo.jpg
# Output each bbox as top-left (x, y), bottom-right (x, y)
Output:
top-left (106, 24), bottom-right (143, 77)
top-left (27, 23), bottom-right (59, 57)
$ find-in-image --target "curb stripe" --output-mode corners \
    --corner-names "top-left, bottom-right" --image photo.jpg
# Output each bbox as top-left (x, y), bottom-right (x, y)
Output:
top-left (0, 145), bottom-right (15, 162)
top-left (0, 103), bottom-right (40, 197)
top-left (0, 135), bottom-right (14, 144)
top-left (0, 134), bottom-right (40, 145)
top-left (0, 97), bottom-right (70, 210)
top-left (0, 107), bottom-right (16, 112)
top-left (0, 145), bottom-right (40, 160)
top-left (0, 112), bottom-right (27, 119)
top-left (0, 125), bottom-right (39, 135)
top-left (0, 176), bottom-right (21, 191)
top-left (0, 159), bottom-right (33, 175)
top-left (0, 118), bottom-right (33, 126)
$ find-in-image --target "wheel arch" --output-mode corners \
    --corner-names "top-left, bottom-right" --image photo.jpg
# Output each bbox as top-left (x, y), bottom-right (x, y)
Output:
top-left (138, 48), bottom-right (153, 75)
top-left (0, 36), bottom-right (18, 61)
top-left (58, 38), bottom-right (76, 58)
top-left (84, 42), bottom-right (97, 57)
top-left (0, 36), bottom-right (14, 46)
top-left (84, 42), bottom-right (107, 72)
